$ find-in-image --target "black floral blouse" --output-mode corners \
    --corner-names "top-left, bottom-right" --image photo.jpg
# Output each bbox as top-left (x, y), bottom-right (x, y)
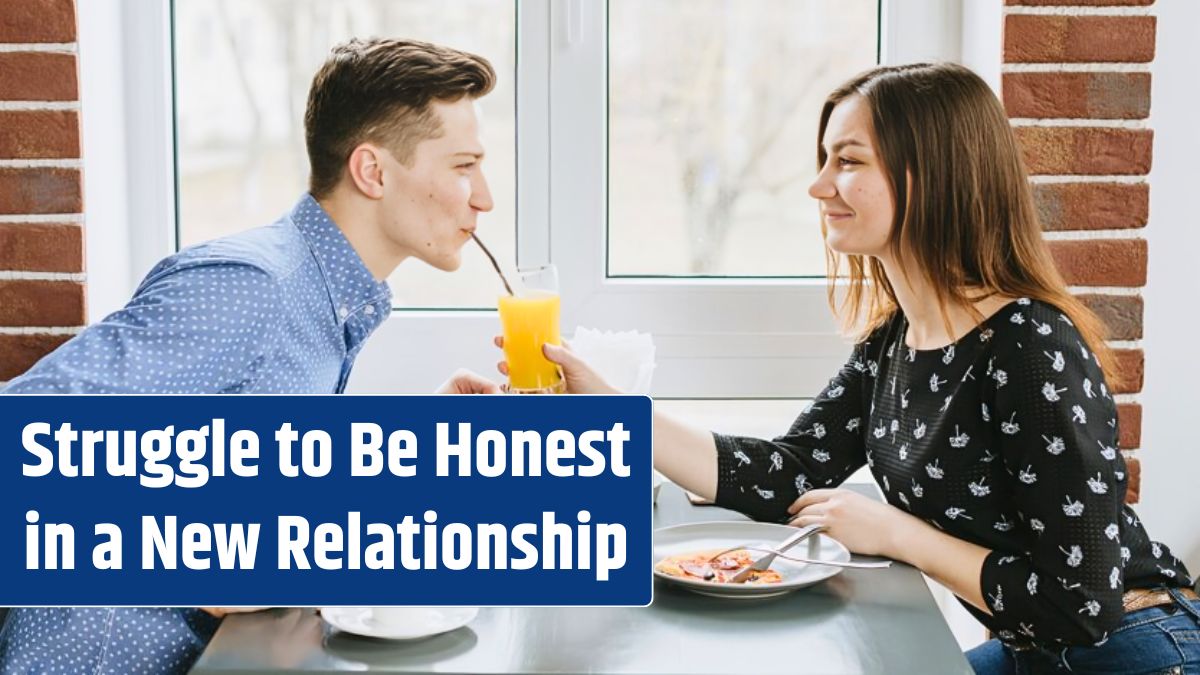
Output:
top-left (714, 298), bottom-right (1193, 648)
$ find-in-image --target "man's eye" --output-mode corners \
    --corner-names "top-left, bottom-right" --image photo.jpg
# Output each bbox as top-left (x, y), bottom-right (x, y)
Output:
top-left (457, 162), bottom-right (476, 170)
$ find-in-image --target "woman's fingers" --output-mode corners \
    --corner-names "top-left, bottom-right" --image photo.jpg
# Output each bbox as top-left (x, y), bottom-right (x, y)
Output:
top-left (787, 514), bottom-right (823, 528)
top-left (542, 343), bottom-right (577, 366)
top-left (787, 488), bottom-right (836, 515)
top-left (497, 361), bottom-right (510, 376)
top-left (493, 335), bottom-right (504, 349)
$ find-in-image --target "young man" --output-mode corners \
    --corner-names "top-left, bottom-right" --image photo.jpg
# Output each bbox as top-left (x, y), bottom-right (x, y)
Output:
top-left (0, 38), bottom-right (502, 673)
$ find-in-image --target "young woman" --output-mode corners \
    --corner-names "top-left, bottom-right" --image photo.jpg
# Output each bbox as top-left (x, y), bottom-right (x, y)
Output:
top-left (517, 63), bottom-right (1199, 673)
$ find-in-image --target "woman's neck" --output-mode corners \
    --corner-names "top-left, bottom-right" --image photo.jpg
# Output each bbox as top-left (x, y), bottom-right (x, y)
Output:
top-left (879, 255), bottom-right (1011, 350)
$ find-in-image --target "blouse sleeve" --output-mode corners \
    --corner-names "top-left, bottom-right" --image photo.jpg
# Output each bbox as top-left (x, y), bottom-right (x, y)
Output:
top-left (980, 306), bottom-right (1127, 646)
top-left (712, 338), bottom-right (873, 522)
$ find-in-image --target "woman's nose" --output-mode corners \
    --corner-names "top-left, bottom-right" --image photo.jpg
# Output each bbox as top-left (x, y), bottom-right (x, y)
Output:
top-left (808, 168), bottom-right (836, 200)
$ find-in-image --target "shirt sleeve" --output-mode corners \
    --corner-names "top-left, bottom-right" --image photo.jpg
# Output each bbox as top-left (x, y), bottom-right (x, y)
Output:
top-left (713, 338), bottom-right (873, 522)
top-left (980, 306), bottom-right (1126, 646)
top-left (1, 261), bottom-right (283, 395)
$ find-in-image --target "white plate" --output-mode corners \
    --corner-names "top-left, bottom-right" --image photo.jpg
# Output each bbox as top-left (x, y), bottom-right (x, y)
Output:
top-left (321, 607), bottom-right (479, 640)
top-left (653, 521), bottom-right (849, 599)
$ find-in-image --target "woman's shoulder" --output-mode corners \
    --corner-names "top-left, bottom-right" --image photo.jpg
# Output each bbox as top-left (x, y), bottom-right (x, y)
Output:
top-left (985, 298), bottom-right (1108, 389)
top-left (987, 297), bottom-right (1088, 351)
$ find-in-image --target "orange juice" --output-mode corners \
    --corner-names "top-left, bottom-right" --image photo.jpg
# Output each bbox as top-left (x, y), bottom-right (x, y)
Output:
top-left (498, 290), bottom-right (563, 392)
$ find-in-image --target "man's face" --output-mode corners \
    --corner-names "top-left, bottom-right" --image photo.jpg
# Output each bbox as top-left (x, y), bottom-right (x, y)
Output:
top-left (378, 98), bottom-right (494, 271)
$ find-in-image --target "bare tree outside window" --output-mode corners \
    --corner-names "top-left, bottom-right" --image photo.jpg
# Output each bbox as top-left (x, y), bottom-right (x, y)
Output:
top-left (608, 0), bottom-right (878, 277)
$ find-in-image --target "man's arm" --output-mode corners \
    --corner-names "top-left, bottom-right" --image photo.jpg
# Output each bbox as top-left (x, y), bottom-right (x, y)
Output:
top-left (2, 262), bottom-right (284, 395)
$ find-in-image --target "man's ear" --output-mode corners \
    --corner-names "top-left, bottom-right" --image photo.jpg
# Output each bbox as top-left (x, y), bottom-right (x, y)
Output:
top-left (346, 143), bottom-right (386, 200)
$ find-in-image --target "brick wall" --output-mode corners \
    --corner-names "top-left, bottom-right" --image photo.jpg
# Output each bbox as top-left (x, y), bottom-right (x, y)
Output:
top-left (0, 0), bottom-right (84, 385)
top-left (1003, 0), bottom-right (1154, 503)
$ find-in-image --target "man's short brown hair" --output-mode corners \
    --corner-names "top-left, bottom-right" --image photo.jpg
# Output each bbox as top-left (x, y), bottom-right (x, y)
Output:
top-left (304, 38), bottom-right (496, 198)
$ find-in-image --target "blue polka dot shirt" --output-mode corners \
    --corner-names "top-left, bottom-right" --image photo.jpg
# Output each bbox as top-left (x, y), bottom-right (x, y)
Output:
top-left (0, 194), bottom-right (392, 674)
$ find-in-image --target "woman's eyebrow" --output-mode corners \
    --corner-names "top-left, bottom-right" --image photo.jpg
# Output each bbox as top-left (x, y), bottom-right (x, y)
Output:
top-left (826, 138), bottom-right (867, 154)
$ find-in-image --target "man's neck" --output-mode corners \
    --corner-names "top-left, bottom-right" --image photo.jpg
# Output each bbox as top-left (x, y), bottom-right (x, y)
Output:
top-left (316, 193), bottom-right (406, 281)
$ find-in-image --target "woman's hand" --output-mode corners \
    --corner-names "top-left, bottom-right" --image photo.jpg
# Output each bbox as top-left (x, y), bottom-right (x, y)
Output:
top-left (787, 488), bottom-right (923, 558)
top-left (493, 336), bottom-right (620, 395)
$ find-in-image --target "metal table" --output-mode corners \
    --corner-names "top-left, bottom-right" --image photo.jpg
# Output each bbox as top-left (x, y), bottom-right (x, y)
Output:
top-left (190, 483), bottom-right (971, 674)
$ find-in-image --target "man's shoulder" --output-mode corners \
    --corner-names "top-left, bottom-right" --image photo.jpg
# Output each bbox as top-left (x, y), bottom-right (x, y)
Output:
top-left (144, 216), bottom-right (311, 290)
top-left (180, 218), bottom-right (309, 277)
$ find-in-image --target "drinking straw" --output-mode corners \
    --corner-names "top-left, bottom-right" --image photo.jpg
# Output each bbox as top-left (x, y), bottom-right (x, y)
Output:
top-left (471, 232), bottom-right (515, 296)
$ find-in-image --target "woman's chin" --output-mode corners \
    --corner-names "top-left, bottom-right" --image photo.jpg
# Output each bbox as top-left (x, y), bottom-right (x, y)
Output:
top-left (825, 235), bottom-right (884, 259)
top-left (824, 237), bottom-right (859, 257)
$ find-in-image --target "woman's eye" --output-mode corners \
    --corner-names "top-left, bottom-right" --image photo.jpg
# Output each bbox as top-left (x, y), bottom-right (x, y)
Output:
top-left (837, 157), bottom-right (859, 167)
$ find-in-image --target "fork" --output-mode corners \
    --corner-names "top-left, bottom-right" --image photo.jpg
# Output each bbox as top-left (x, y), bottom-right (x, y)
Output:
top-left (707, 523), bottom-right (825, 583)
top-left (722, 547), bottom-right (892, 571)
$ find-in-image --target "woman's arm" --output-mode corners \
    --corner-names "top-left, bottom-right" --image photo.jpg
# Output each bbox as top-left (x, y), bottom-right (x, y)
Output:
top-left (532, 341), bottom-right (721, 497)
top-left (649, 408), bottom-right (720, 500)
top-left (892, 516), bottom-right (991, 613)
top-left (538, 340), bottom-right (873, 521)
top-left (789, 487), bottom-right (991, 612)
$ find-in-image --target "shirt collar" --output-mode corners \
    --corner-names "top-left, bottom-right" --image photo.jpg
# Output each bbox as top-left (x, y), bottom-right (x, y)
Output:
top-left (289, 193), bottom-right (392, 330)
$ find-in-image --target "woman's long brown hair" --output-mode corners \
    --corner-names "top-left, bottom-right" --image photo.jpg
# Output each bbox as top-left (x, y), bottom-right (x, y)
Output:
top-left (818, 63), bottom-right (1120, 385)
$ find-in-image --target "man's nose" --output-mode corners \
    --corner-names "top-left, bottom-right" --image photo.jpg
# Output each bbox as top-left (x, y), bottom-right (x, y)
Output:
top-left (471, 171), bottom-right (494, 213)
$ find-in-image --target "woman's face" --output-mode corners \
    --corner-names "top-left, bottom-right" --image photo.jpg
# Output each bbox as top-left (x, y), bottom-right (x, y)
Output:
top-left (808, 95), bottom-right (896, 260)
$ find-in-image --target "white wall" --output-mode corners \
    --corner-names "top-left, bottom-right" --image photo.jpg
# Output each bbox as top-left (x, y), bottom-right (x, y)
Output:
top-left (77, 0), bottom-right (131, 323)
top-left (1139, 0), bottom-right (1200, 577)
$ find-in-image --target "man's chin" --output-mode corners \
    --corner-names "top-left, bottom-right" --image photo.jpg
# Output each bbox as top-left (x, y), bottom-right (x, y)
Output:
top-left (426, 254), bottom-right (462, 272)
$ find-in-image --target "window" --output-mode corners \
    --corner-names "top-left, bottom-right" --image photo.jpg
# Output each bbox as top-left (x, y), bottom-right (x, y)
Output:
top-left (172, 0), bottom-right (517, 309)
top-left (608, 0), bottom-right (877, 278)
top-left (81, 0), bottom-right (981, 396)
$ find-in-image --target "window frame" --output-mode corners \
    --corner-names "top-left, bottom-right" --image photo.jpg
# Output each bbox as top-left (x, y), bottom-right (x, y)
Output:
top-left (80, 0), bottom-right (996, 397)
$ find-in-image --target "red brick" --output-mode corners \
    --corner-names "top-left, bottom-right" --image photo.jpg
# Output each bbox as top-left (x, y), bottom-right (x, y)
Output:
top-left (1014, 127), bottom-right (1152, 175)
top-left (1004, 72), bottom-right (1150, 119)
top-left (0, 110), bottom-right (79, 159)
top-left (1112, 348), bottom-right (1144, 394)
top-left (1048, 239), bottom-right (1146, 286)
top-left (0, 0), bottom-right (76, 43)
top-left (1004, 15), bottom-right (1155, 63)
top-left (0, 279), bottom-right (84, 326)
top-left (0, 168), bottom-right (82, 214)
top-left (0, 223), bottom-right (82, 272)
top-left (0, 333), bottom-right (70, 380)
top-left (1007, 0), bottom-right (1154, 5)
top-left (1117, 403), bottom-right (1141, 450)
top-left (0, 52), bottom-right (77, 101)
top-left (1078, 293), bottom-right (1142, 340)
top-left (1033, 182), bottom-right (1148, 231)
top-left (1124, 456), bottom-right (1140, 504)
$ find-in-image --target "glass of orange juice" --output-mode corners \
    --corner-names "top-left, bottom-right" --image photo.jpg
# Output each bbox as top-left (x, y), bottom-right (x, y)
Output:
top-left (498, 265), bottom-right (565, 394)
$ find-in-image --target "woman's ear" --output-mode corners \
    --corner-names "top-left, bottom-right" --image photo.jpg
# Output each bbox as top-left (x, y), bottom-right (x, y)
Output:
top-left (346, 143), bottom-right (386, 200)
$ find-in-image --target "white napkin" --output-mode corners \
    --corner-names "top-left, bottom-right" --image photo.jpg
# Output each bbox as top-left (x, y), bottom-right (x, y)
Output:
top-left (567, 327), bottom-right (657, 395)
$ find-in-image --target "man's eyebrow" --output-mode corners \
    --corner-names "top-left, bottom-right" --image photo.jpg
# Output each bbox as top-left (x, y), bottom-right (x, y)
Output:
top-left (452, 151), bottom-right (485, 159)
